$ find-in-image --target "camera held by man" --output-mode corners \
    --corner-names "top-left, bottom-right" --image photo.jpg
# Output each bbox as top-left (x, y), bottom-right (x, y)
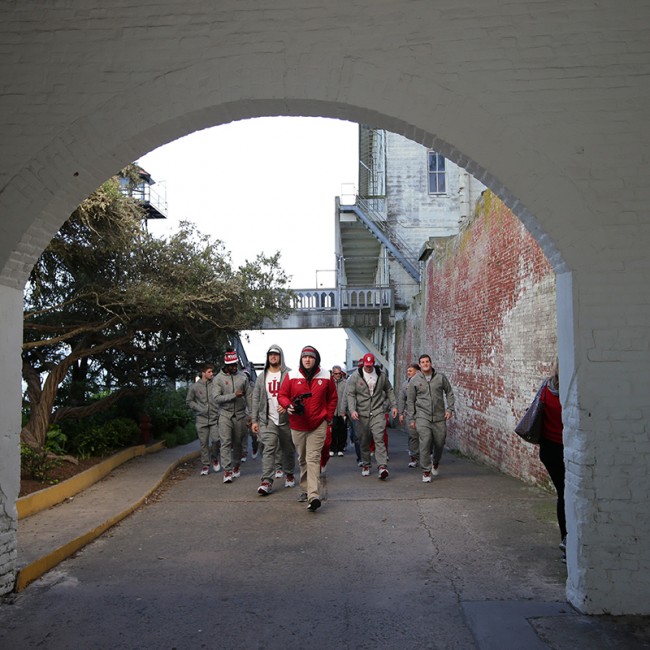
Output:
top-left (291, 392), bottom-right (312, 416)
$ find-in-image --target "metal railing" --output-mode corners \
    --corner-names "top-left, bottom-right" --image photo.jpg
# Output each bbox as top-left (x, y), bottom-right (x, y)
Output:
top-left (356, 197), bottom-right (418, 268)
top-left (289, 286), bottom-right (393, 312)
top-left (339, 197), bottom-right (420, 282)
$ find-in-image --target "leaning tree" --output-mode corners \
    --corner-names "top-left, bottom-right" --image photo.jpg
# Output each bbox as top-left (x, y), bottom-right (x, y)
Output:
top-left (22, 170), bottom-right (291, 450)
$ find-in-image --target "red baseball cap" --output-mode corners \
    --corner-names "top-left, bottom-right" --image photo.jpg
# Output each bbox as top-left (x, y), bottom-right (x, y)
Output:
top-left (363, 353), bottom-right (375, 366)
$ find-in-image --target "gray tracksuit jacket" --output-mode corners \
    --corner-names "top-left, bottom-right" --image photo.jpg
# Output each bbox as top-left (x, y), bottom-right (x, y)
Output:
top-left (214, 369), bottom-right (252, 420)
top-left (397, 378), bottom-right (411, 414)
top-left (406, 370), bottom-right (455, 424)
top-left (333, 376), bottom-right (347, 417)
top-left (346, 366), bottom-right (397, 419)
top-left (186, 379), bottom-right (219, 425)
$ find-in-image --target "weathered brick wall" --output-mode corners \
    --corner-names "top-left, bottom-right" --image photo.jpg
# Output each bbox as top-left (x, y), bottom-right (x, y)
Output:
top-left (396, 191), bottom-right (557, 487)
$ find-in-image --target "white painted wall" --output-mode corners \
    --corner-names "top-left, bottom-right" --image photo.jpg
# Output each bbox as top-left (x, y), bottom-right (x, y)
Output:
top-left (0, 0), bottom-right (649, 614)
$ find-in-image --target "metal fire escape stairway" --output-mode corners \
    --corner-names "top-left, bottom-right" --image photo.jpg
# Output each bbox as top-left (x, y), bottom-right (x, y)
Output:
top-left (339, 197), bottom-right (420, 283)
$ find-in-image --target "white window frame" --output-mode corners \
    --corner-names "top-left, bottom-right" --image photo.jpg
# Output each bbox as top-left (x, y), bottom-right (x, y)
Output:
top-left (427, 151), bottom-right (447, 195)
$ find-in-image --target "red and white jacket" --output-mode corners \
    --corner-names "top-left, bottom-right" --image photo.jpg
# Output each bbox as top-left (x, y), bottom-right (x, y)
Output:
top-left (278, 367), bottom-right (338, 432)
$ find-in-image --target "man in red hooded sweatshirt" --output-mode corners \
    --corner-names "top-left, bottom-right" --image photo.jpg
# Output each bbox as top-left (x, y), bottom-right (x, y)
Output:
top-left (278, 345), bottom-right (337, 512)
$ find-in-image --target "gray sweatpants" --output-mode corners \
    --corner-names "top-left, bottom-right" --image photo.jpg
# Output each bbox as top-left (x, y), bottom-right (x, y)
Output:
top-left (219, 415), bottom-right (246, 471)
top-left (196, 420), bottom-right (219, 466)
top-left (260, 420), bottom-right (295, 483)
top-left (358, 412), bottom-right (389, 467)
top-left (415, 418), bottom-right (447, 471)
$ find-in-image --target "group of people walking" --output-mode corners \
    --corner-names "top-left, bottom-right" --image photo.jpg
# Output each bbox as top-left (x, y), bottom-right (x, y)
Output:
top-left (187, 345), bottom-right (566, 557)
top-left (187, 345), bottom-right (456, 513)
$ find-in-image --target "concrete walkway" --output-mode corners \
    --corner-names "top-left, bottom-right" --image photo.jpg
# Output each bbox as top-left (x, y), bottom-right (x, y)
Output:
top-left (2, 433), bottom-right (650, 649)
top-left (15, 441), bottom-right (200, 591)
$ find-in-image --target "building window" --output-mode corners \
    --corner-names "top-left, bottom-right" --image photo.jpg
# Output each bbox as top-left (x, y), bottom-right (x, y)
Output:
top-left (428, 151), bottom-right (446, 194)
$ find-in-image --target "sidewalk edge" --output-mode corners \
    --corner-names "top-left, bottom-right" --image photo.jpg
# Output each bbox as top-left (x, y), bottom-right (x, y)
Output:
top-left (14, 447), bottom-right (199, 592)
top-left (17, 441), bottom-right (166, 520)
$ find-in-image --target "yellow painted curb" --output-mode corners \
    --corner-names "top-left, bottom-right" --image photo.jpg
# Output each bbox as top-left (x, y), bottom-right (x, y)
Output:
top-left (14, 447), bottom-right (199, 592)
top-left (17, 441), bottom-right (166, 520)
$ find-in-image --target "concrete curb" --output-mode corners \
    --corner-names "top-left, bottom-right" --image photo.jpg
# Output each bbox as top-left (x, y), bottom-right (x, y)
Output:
top-left (14, 444), bottom-right (199, 592)
top-left (17, 441), bottom-right (166, 520)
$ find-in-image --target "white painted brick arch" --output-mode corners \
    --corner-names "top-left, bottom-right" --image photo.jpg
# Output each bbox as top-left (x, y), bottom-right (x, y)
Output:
top-left (1, 1), bottom-right (649, 614)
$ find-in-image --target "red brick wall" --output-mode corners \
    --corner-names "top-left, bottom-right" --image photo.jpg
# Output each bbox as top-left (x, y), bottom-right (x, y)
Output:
top-left (396, 191), bottom-right (557, 486)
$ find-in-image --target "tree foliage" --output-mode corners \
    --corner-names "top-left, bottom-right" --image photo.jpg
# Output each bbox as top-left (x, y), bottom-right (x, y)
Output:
top-left (22, 169), bottom-right (292, 449)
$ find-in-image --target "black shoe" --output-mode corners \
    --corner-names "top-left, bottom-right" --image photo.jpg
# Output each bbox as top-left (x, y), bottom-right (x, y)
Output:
top-left (307, 498), bottom-right (321, 512)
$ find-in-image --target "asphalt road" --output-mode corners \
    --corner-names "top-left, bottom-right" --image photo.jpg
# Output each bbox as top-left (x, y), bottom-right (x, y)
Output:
top-left (5, 431), bottom-right (645, 649)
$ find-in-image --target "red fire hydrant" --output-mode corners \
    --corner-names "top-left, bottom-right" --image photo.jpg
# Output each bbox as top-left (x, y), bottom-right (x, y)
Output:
top-left (139, 412), bottom-right (153, 445)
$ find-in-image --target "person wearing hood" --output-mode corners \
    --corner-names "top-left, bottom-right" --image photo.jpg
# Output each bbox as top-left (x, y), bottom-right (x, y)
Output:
top-left (251, 344), bottom-right (296, 495)
top-left (214, 349), bottom-right (253, 483)
top-left (347, 353), bottom-right (398, 480)
top-left (278, 345), bottom-right (337, 512)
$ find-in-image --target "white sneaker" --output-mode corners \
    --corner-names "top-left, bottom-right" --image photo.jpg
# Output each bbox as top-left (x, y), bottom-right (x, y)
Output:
top-left (257, 481), bottom-right (272, 495)
top-left (431, 464), bottom-right (439, 477)
top-left (337, 451), bottom-right (344, 457)
top-left (284, 473), bottom-right (296, 488)
top-left (233, 466), bottom-right (241, 478)
top-left (422, 471), bottom-right (432, 483)
top-left (212, 460), bottom-right (221, 473)
top-left (274, 469), bottom-right (284, 479)
top-left (361, 466), bottom-right (370, 477)
top-left (200, 466), bottom-right (209, 476)
top-left (329, 450), bottom-right (334, 457)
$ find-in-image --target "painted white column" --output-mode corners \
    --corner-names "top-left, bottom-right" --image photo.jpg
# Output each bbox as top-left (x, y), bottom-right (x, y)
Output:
top-left (0, 284), bottom-right (23, 595)
top-left (559, 271), bottom-right (650, 614)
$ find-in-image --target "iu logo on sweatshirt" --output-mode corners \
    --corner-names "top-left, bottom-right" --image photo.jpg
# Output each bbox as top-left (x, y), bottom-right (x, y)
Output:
top-left (267, 378), bottom-right (280, 397)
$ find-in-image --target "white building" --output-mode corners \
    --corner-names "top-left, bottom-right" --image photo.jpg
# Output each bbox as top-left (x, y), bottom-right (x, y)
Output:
top-left (337, 126), bottom-right (485, 378)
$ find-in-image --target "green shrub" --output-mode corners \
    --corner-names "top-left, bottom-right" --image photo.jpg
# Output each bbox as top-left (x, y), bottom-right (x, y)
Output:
top-left (20, 443), bottom-right (62, 483)
top-left (144, 388), bottom-right (193, 435)
top-left (45, 425), bottom-right (68, 456)
top-left (56, 386), bottom-right (193, 456)
top-left (161, 429), bottom-right (178, 449)
top-left (160, 422), bottom-right (197, 449)
top-left (171, 422), bottom-right (198, 446)
top-left (70, 417), bottom-right (140, 459)
top-left (20, 424), bottom-right (71, 483)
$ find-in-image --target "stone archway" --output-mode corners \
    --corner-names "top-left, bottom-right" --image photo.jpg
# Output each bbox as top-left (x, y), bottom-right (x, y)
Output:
top-left (1, 2), bottom-right (649, 614)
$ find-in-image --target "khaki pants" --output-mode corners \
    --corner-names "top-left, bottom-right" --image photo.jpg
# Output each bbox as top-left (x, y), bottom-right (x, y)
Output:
top-left (291, 421), bottom-right (327, 502)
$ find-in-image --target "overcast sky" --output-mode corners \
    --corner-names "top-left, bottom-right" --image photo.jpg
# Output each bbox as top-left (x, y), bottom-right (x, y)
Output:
top-left (139, 116), bottom-right (359, 369)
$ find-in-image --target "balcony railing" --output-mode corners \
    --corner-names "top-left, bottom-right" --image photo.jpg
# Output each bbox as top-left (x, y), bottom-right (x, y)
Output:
top-left (289, 286), bottom-right (393, 312)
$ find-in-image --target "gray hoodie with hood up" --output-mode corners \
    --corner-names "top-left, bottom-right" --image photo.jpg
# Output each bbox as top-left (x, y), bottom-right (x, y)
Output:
top-left (251, 344), bottom-right (291, 427)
